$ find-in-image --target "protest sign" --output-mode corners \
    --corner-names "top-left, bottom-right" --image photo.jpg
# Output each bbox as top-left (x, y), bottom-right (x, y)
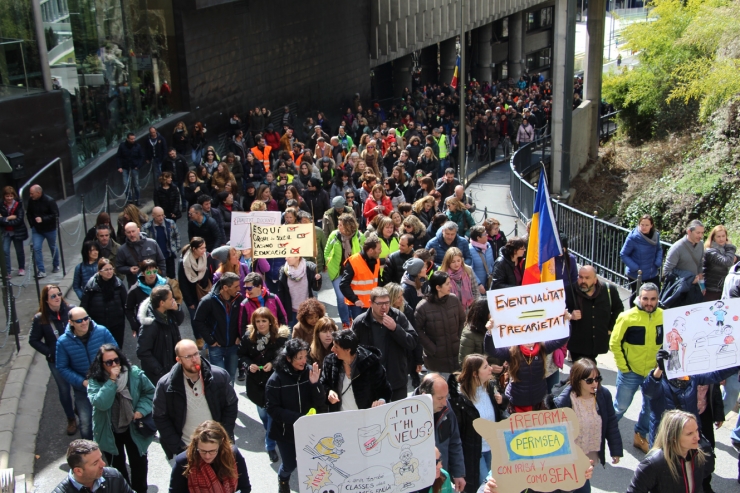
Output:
top-left (251, 223), bottom-right (315, 259)
top-left (663, 298), bottom-right (740, 379)
top-left (473, 408), bottom-right (591, 493)
top-left (229, 211), bottom-right (281, 249)
top-left (294, 395), bottom-right (436, 493)
top-left (486, 280), bottom-right (568, 347)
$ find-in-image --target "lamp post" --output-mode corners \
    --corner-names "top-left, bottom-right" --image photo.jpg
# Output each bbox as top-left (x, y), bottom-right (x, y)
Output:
top-left (459, 0), bottom-right (467, 183)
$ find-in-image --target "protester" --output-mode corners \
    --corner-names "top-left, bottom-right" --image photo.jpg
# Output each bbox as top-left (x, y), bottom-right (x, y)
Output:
top-left (87, 344), bottom-right (154, 493)
top-left (426, 221), bottom-right (473, 266)
top-left (446, 197), bottom-right (475, 238)
top-left (662, 219), bottom-right (706, 307)
top-left (116, 204), bottom-right (147, 245)
top-left (73, 241), bottom-right (100, 299)
top-left (483, 218), bottom-right (507, 260)
top-left (469, 226), bottom-right (494, 291)
top-left (309, 317), bottom-right (337, 369)
top-left (703, 225), bottom-right (738, 301)
top-left (178, 237), bottom-right (219, 348)
top-left (340, 233), bottom-right (382, 320)
top-left (278, 256), bottom-right (322, 327)
top-left (459, 299), bottom-right (501, 368)
top-left (169, 420), bottom-right (252, 493)
top-left (81, 259), bottom-right (127, 348)
top-left (52, 439), bottom-right (134, 493)
top-left (115, 221), bottom-right (166, 287)
top-left (212, 246), bottom-right (269, 297)
top-left (187, 204), bottom-right (223, 252)
top-left (239, 272), bottom-right (289, 337)
top-left (441, 247), bottom-right (482, 309)
top-left (0, 185), bottom-right (27, 277)
top-left (620, 214), bottom-right (663, 293)
top-left (491, 237), bottom-right (526, 290)
top-left (29, 285), bottom-right (76, 435)
top-left (291, 298), bottom-right (327, 344)
top-left (383, 233), bottom-right (415, 285)
top-left (363, 183), bottom-right (393, 221)
top-left (27, 184), bottom-right (60, 278)
top-left (135, 285), bottom-right (184, 385)
top-left (153, 172), bottom-right (181, 221)
top-left (125, 259), bottom-right (179, 335)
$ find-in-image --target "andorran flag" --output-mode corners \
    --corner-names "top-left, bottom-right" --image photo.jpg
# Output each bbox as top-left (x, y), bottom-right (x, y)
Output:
top-left (450, 56), bottom-right (461, 90)
top-left (522, 168), bottom-right (562, 284)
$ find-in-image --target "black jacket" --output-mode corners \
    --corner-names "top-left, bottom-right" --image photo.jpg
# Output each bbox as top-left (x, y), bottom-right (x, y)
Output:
top-left (26, 193), bottom-right (59, 233)
top-left (161, 153), bottom-right (189, 183)
top-left (351, 307), bottom-right (418, 391)
top-left (136, 298), bottom-right (184, 386)
top-left (183, 182), bottom-right (208, 207)
top-left (491, 255), bottom-right (519, 290)
top-left (277, 261), bottom-right (321, 316)
top-left (169, 445), bottom-right (251, 493)
top-left (178, 254), bottom-right (219, 308)
top-left (243, 160), bottom-right (266, 183)
top-left (265, 357), bottom-right (327, 442)
top-left (29, 303), bottom-right (74, 363)
top-left (116, 141), bottom-right (144, 170)
top-left (302, 188), bottom-right (330, 225)
top-left (320, 345), bottom-right (393, 412)
top-left (565, 281), bottom-right (624, 356)
top-left (0, 200), bottom-right (28, 241)
top-left (382, 250), bottom-right (413, 286)
top-left (154, 185), bottom-right (182, 220)
top-left (153, 358), bottom-right (238, 459)
top-left (626, 449), bottom-right (704, 493)
top-left (194, 287), bottom-right (244, 348)
top-left (80, 274), bottom-right (127, 332)
top-left (188, 217), bottom-right (223, 252)
top-left (143, 132), bottom-right (167, 162)
top-left (447, 376), bottom-right (507, 493)
top-left (52, 467), bottom-right (134, 493)
top-left (238, 327), bottom-right (290, 407)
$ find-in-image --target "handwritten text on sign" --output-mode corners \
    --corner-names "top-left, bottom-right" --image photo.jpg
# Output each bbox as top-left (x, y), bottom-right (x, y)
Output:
top-left (229, 211), bottom-right (281, 249)
top-left (251, 223), bottom-right (315, 259)
top-left (486, 280), bottom-right (568, 346)
top-left (473, 408), bottom-right (591, 493)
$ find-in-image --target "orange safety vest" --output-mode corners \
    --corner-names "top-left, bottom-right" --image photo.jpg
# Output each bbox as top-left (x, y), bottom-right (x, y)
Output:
top-left (251, 145), bottom-right (272, 172)
top-left (343, 253), bottom-right (379, 307)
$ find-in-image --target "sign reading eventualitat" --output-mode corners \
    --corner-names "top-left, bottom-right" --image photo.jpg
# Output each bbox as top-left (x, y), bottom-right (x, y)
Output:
top-left (251, 223), bottom-right (315, 259)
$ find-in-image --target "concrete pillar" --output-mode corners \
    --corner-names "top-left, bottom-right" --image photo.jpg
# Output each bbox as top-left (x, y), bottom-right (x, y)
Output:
top-left (508, 12), bottom-right (524, 81)
top-left (474, 23), bottom-right (493, 83)
top-left (550, 0), bottom-right (578, 196)
top-left (393, 54), bottom-right (414, 98)
top-left (419, 44), bottom-right (438, 86)
top-left (584, 0), bottom-right (606, 160)
top-left (439, 37), bottom-right (458, 87)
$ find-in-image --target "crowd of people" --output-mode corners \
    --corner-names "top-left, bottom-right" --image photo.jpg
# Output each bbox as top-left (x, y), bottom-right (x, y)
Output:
top-left (8, 81), bottom-right (740, 493)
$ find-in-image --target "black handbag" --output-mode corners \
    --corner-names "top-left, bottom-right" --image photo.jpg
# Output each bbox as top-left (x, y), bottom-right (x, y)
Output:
top-left (133, 413), bottom-right (157, 437)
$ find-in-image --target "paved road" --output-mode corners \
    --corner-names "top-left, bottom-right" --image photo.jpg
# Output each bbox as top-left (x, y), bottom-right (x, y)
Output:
top-left (31, 163), bottom-right (740, 492)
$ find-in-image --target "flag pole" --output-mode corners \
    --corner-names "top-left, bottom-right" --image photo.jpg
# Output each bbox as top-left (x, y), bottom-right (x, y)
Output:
top-left (459, 0), bottom-right (466, 184)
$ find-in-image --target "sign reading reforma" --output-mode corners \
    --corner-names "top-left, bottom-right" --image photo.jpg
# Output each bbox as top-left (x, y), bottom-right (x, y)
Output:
top-left (229, 211), bottom-right (281, 249)
top-left (486, 280), bottom-right (568, 347)
top-left (294, 395), bottom-right (436, 493)
top-left (473, 408), bottom-right (591, 493)
top-left (251, 223), bottom-right (315, 259)
top-left (663, 298), bottom-right (740, 379)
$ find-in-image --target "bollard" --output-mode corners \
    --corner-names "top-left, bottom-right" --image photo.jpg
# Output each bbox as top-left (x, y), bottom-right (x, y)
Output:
top-left (105, 179), bottom-right (110, 213)
top-left (81, 195), bottom-right (88, 233)
top-left (31, 246), bottom-right (41, 302)
top-left (484, 207), bottom-right (488, 220)
top-left (56, 216), bottom-right (66, 276)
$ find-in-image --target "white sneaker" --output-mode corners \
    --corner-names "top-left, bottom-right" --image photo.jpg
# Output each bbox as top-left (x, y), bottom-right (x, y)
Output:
top-left (17, 269), bottom-right (25, 276)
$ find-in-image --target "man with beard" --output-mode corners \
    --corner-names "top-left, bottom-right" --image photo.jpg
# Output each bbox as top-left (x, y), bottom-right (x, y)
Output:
top-left (566, 265), bottom-right (624, 363)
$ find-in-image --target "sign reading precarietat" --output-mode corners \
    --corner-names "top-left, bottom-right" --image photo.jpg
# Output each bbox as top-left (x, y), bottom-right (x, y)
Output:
top-left (251, 223), bottom-right (315, 259)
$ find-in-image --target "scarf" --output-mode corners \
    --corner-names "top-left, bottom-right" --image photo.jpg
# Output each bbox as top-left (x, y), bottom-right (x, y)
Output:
top-left (573, 281), bottom-right (603, 312)
top-left (286, 258), bottom-right (307, 282)
top-left (340, 234), bottom-right (353, 263)
top-left (470, 239), bottom-right (489, 251)
top-left (112, 370), bottom-right (134, 433)
top-left (640, 228), bottom-right (658, 246)
top-left (256, 334), bottom-right (270, 352)
top-left (97, 276), bottom-right (117, 302)
top-left (137, 274), bottom-right (167, 296)
top-left (182, 250), bottom-right (207, 283)
top-left (3, 200), bottom-right (17, 232)
top-left (187, 459), bottom-right (238, 493)
top-left (402, 272), bottom-right (422, 296)
top-left (447, 267), bottom-right (473, 308)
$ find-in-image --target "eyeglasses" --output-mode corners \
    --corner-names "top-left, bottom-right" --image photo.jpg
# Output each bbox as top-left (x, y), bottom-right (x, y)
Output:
top-left (436, 458), bottom-right (442, 465)
top-left (372, 301), bottom-right (390, 307)
top-left (244, 285), bottom-right (256, 290)
top-left (103, 357), bottom-right (120, 367)
top-left (404, 225), bottom-right (413, 229)
top-left (49, 293), bottom-right (61, 300)
top-left (367, 145), bottom-right (375, 148)
top-left (198, 448), bottom-right (219, 456)
top-left (346, 196), bottom-right (355, 200)
top-left (179, 352), bottom-right (201, 361)
top-left (144, 269), bottom-right (158, 275)
top-left (72, 316), bottom-right (90, 324)
top-left (100, 267), bottom-right (115, 273)
top-left (582, 375), bottom-right (603, 384)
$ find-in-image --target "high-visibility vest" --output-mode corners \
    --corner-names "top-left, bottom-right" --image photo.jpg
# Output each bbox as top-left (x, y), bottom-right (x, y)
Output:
top-left (251, 145), bottom-right (272, 172)
top-left (379, 236), bottom-right (399, 273)
top-left (434, 134), bottom-right (448, 159)
top-left (344, 253), bottom-right (379, 307)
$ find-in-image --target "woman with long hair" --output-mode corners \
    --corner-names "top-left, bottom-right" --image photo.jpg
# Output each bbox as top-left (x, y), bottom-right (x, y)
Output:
top-left (190, 122), bottom-right (207, 165)
top-left (469, 225), bottom-right (495, 291)
top-left (376, 215), bottom-right (399, 272)
top-left (417, 146), bottom-right (440, 181)
top-left (0, 185), bottom-right (27, 277)
top-left (84, 211), bottom-right (112, 242)
top-left (703, 225), bottom-right (738, 301)
top-left (619, 214), bottom-right (663, 294)
top-left (414, 271), bottom-right (466, 376)
top-left (266, 339), bottom-right (327, 492)
top-left (88, 344), bottom-right (155, 493)
top-left (446, 197), bottom-right (475, 238)
top-left (178, 237), bottom-right (219, 348)
top-left (402, 215), bottom-right (430, 250)
top-left (324, 213), bottom-right (365, 328)
top-left (413, 195), bottom-right (436, 228)
top-left (491, 237), bottom-right (526, 290)
top-left (170, 420), bottom-right (252, 492)
top-left (73, 241), bottom-right (100, 299)
top-left (116, 203), bottom-right (147, 244)
top-left (211, 162), bottom-right (236, 195)
top-left (154, 172), bottom-right (182, 220)
top-left (201, 148), bottom-right (219, 174)
top-left (184, 169), bottom-right (207, 208)
top-left (295, 162), bottom-right (315, 190)
top-left (448, 354), bottom-right (508, 492)
top-left (173, 120), bottom-right (188, 155)
top-left (627, 410), bottom-right (705, 493)
top-left (363, 183), bottom-right (393, 221)
top-left (291, 298), bottom-right (327, 344)
top-left (213, 247), bottom-right (268, 297)
top-left (238, 307), bottom-right (290, 464)
top-left (309, 316), bottom-right (337, 369)
top-left (29, 284), bottom-right (76, 434)
top-left (406, 135), bottom-right (424, 162)
top-left (414, 176), bottom-right (436, 202)
top-left (256, 184), bottom-right (279, 211)
top-left (555, 358), bottom-right (622, 493)
top-left (81, 258), bottom-right (127, 348)
top-left (279, 256), bottom-right (322, 328)
top-left (440, 247), bottom-right (481, 310)
top-left (458, 299), bottom-right (506, 369)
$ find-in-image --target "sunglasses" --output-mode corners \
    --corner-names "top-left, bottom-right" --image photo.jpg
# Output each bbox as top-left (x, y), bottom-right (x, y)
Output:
top-left (582, 375), bottom-right (603, 384)
top-left (346, 196), bottom-right (355, 200)
top-left (49, 293), bottom-right (61, 300)
top-left (144, 269), bottom-right (158, 275)
top-left (103, 357), bottom-right (120, 367)
top-left (72, 316), bottom-right (90, 324)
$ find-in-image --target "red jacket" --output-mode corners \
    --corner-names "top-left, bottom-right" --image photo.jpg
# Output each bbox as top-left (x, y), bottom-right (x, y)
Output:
top-left (363, 196), bottom-right (393, 220)
top-left (263, 130), bottom-right (281, 151)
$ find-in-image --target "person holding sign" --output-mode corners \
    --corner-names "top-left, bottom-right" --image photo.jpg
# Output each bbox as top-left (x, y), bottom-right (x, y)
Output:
top-left (325, 213), bottom-right (366, 327)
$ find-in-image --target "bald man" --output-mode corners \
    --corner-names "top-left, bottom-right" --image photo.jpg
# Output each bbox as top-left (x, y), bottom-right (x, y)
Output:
top-left (115, 222), bottom-right (166, 286)
top-left (565, 265), bottom-right (624, 363)
top-left (152, 339), bottom-right (238, 459)
top-left (27, 184), bottom-right (60, 277)
top-left (142, 206), bottom-right (181, 278)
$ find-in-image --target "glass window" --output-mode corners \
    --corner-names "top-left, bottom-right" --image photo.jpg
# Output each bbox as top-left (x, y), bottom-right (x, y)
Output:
top-left (0, 0), bottom-right (45, 98)
top-left (540, 7), bottom-right (553, 27)
top-left (527, 12), bottom-right (536, 31)
top-left (501, 18), bottom-right (508, 38)
top-left (499, 63), bottom-right (507, 80)
top-left (525, 48), bottom-right (552, 71)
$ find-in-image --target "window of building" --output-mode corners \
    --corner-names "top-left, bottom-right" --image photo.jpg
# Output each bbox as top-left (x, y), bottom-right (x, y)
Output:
top-left (498, 63), bottom-right (508, 81)
top-left (495, 18), bottom-right (509, 39)
top-left (526, 47), bottom-right (552, 71)
top-left (0, 0), bottom-right (45, 99)
top-left (527, 12), bottom-right (536, 31)
top-left (540, 7), bottom-right (553, 27)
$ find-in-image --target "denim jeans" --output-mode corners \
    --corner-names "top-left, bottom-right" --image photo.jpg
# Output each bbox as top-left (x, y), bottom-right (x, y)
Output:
top-left (208, 345), bottom-right (238, 385)
top-left (348, 304), bottom-right (364, 321)
top-left (177, 182), bottom-right (186, 210)
top-left (256, 405), bottom-right (276, 451)
top-left (74, 386), bottom-right (93, 439)
top-left (480, 450), bottom-right (492, 485)
top-left (723, 371), bottom-right (740, 415)
top-left (331, 276), bottom-right (350, 326)
top-left (32, 228), bottom-right (59, 273)
top-left (3, 235), bottom-right (25, 273)
top-left (439, 158), bottom-right (449, 177)
top-left (187, 305), bottom-right (200, 339)
top-left (276, 440), bottom-right (298, 480)
top-left (613, 370), bottom-right (651, 437)
top-left (122, 168), bottom-right (140, 203)
top-left (191, 149), bottom-right (203, 166)
top-left (151, 158), bottom-right (162, 182)
top-left (49, 361), bottom-right (75, 419)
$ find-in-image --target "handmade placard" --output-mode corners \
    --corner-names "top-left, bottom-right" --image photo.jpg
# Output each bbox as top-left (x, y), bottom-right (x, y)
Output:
top-left (229, 211), bottom-right (281, 249)
top-left (251, 223), bottom-right (315, 259)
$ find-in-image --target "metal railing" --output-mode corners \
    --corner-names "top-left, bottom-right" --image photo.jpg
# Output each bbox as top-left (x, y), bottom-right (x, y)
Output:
top-left (508, 125), bottom-right (672, 289)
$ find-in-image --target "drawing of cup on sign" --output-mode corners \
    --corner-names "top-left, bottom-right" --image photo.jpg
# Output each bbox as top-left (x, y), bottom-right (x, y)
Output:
top-left (358, 425), bottom-right (382, 456)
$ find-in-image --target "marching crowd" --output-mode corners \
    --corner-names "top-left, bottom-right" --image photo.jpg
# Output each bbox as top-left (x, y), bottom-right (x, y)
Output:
top-left (3, 79), bottom-right (740, 493)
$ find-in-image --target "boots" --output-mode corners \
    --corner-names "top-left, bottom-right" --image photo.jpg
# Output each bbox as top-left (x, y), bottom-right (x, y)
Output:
top-left (633, 432), bottom-right (649, 454)
top-left (67, 418), bottom-right (78, 435)
top-left (278, 476), bottom-right (290, 493)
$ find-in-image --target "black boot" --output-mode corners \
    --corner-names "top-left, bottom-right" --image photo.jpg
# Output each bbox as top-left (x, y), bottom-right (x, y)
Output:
top-left (278, 476), bottom-right (290, 493)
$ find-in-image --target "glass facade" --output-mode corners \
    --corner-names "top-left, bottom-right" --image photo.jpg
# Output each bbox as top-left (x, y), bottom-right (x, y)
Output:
top-left (2, 0), bottom-right (181, 172)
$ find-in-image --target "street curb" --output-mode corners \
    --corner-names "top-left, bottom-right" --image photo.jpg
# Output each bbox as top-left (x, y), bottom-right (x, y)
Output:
top-left (0, 339), bottom-right (37, 469)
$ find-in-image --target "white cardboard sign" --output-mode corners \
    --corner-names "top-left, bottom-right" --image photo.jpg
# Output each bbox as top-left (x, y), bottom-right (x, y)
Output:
top-left (229, 211), bottom-right (281, 249)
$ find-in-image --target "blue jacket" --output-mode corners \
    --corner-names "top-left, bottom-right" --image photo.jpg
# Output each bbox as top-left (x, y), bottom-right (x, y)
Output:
top-left (426, 228), bottom-right (473, 267)
top-left (56, 322), bottom-right (117, 389)
top-left (469, 243), bottom-right (494, 288)
top-left (620, 227), bottom-right (663, 280)
top-left (72, 262), bottom-right (98, 299)
top-left (554, 252), bottom-right (578, 287)
top-left (642, 366), bottom-right (739, 444)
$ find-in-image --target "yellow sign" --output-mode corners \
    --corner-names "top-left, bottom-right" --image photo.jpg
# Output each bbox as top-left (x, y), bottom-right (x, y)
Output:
top-left (251, 223), bottom-right (315, 259)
